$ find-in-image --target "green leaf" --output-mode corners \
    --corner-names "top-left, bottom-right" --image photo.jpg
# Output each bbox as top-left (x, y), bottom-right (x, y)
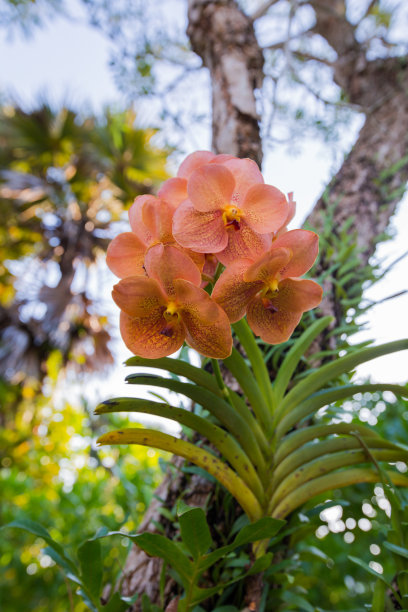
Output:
top-left (280, 339), bottom-right (408, 415)
top-left (247, 552), bottom-right (273, 575)
top-left (233, 517), bottom-right (285, 547)
top-left (42, 546), bottom-right (81, 585)
top-left (104, 592), bottom-right (139, 612)
top-left (129, 532), bottom-right (193, 589)
top-left (95, 397), bottom-right (265, 502)
top-left (348, 555), bottom-right (394, 588)
top-left (1, 519), bottom-right (77, 576)
top-left (124, 375), bottom-right (267, 476)
top-left (273, 316), bottom-right (333, 403)
top-left (281, 590), bottom-right (316, 611)
top-left (372, 578), bottom-right (386, 612)
top-left (383, 542), bottom-right (408, 560)
top-left (77, 538), bottom-right (103, 600)
top-left (277, 383), bottom-right (408, 436)
top-left (97, 428), bottom-right (263, 521)
top-left (178, 507), bottom-right (213, 561)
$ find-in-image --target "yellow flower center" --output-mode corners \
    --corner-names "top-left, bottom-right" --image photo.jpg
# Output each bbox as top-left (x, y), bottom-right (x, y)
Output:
top-left (160, 302), bottom-right (181, 337)
top-left (222, 204), bottom-right (242, 231)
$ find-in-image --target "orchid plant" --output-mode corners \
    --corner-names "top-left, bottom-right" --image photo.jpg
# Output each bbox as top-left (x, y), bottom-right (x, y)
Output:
top-left (96, 151), bottom-right (408, 608)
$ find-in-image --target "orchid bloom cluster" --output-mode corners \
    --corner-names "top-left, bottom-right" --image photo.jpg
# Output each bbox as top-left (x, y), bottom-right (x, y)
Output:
top-left (107, 151), bottom-right (323, 359)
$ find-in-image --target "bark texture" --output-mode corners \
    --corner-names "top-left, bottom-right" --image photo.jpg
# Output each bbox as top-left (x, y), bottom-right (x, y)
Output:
top-left (187, 0), bottom-right (264, 165)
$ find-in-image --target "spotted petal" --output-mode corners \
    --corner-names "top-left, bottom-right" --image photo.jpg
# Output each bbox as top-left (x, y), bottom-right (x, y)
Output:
top-left (246, 278), bottom-right (323, 344)
top-left (174, 279), bottom-right (232, 358)
top-left (112, 277), bottom-right (167, 318)
top-left (271, 230), bottom-right (319, 278)
top-left (187, 164), bottom-right (235, 212)
top-left (172, 200), bottom-right (228, 253)
top-left (243, 184), bottom-right (288, 234)
top-left (141, 198), bottom-right (174, 244)
top-left (243, 248), bottom-right (291, 283)
top-left (216, 220), bottom-right (271, 266)
top-left (145, 244), bottom-right (202, 297)
top-left (212, 260), bottom-right (262, 323)
top-left (120, 310), bottom-right (185, 359)
top-left (222, 157), bottom-right (264, 206)
top-left (106, 232), bottom-right (147, 278)
top-left (128, 195), bottom-right (156, 244)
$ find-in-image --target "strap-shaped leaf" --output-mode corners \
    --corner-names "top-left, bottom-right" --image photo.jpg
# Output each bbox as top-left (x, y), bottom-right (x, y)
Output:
top-left (279, 339), bottom-right (408, 415)
top-left (274, 422), bottom-right (380, 464)
top-left (97, 428), bottom-right (263, 521)
top-left (126, 355), bottom-right (266, 451)
top-left (272, 436), bottom-right (402, 490)
top-left (233, 318), bottom-right (276, 413)
top-left (271, 468), bottom-right (408, 519)
top-left (223, 347), bottom-right (273, 434)
top-left (276, 383), bottom-right (408, 437)
top-left (124, 375), bottom-right (267, 478)
top-left (96, 397), bottom-right (264, 501)
top-left (269, 448), bottom-right (408, 513)
top-left (273, 316), bottom-right (333, 403)
top-left (125, 355), bottom-right (220, 394)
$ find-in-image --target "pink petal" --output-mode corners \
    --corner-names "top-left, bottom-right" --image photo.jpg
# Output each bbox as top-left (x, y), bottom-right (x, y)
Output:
top-left (112, 277), bottom-right (167, 317)
top-left (216, 220), bottom-right (271, 266)
top-left (271, 230), bottom-right (319, 278)
top-left (145, 244), bottom-right (202, 297)
top-left (243, 248), bottom-right (291, 283)
top-left (157, 177), bottom-right (188, 209)
top-left (128, 195), bottom-right (156, 244)
top-left (106, 232), bottom-right (147, 278)
top-left (269, 278), bottom-right (323, 312)
top-left (212, 260), bottom-right (262, 323)
top-left (177, 151), bottom-right (216, 179)
top-left (187, 164), bottom-right (235, 212)
top-left (172, 200), bottom-right (228, 253)
top-left (247, 296), bottom-right (303, 344)
top-left (120, 310), bottom-right (185, 359)
top-left (243, 184), bottom-right (289, 234)
top-left (174, 279), bottom-right (232, 359)
top-left (221, 157), bottom-right (264, 206)
top-left (141, 198), bottom-right (174, 244)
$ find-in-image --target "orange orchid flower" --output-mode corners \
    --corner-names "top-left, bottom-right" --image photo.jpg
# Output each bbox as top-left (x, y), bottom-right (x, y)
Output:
top-left (106, 194), bottom-right (204, 279)
top-left (112, 244), bottom-right (232, 359)
top-left (212, 230), bottom-right (323, 344)
top-left (172, 159), bottom-right (289, 265)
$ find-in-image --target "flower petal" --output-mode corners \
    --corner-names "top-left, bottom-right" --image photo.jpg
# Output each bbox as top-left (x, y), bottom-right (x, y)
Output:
top-left (212, 259), bottom-right (262, 323)
top-left (106, 232), bottom-right (147, 278)
top-left (141, 197), bottom-right (174, 244)
top-left (145, 244), bottom-right (202, 296)
top-left (177, 150), bottom-right (216, 179)
top-left (174, 279), bottom-right (232, 358)
top-left (271, 229), bottom-right (319, 278)
top-left (221, 157), bottom-right (264, 206)
top-left (243, 248), bottom-right (291, 283)
top-left (216, 220), bottom-right (271, 266)
top-left (243, 184), bottom-right (288, 234)
top-left (157, 177), bottom-right (188, 209)
top-left (246, 296), bottom-right (303, 344)
top-left (172, 200), bottom-right (228, 253)
top-left (128, 195), bottom-right (156, 244)
top-left (269, 278), bottom-right (323, 312)
top-left (112, 277), bottom-right (167, 317)
top-left (187, 164), bottom-right (235, 212)
top-left (120, 311), bottom-right (184, 359)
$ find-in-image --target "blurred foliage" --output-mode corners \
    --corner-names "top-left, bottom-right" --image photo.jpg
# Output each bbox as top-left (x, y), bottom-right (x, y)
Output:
top-left (0, 102), bottom-right (169, 610)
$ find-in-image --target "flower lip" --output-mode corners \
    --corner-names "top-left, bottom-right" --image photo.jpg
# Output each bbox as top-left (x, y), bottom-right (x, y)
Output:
top-left (222, 204), bottom-right (242, 230)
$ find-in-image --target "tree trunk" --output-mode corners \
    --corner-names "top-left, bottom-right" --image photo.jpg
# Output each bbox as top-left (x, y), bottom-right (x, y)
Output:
top-left (119, 1), bottom-right (408, 609)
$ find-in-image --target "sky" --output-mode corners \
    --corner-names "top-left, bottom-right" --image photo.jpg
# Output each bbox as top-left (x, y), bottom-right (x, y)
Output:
top-left (1, 0), bottom-right (407, 390)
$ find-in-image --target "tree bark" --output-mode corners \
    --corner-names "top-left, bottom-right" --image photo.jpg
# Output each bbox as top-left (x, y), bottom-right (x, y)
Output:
top-left (119, 1), bottom-right (408, 609)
